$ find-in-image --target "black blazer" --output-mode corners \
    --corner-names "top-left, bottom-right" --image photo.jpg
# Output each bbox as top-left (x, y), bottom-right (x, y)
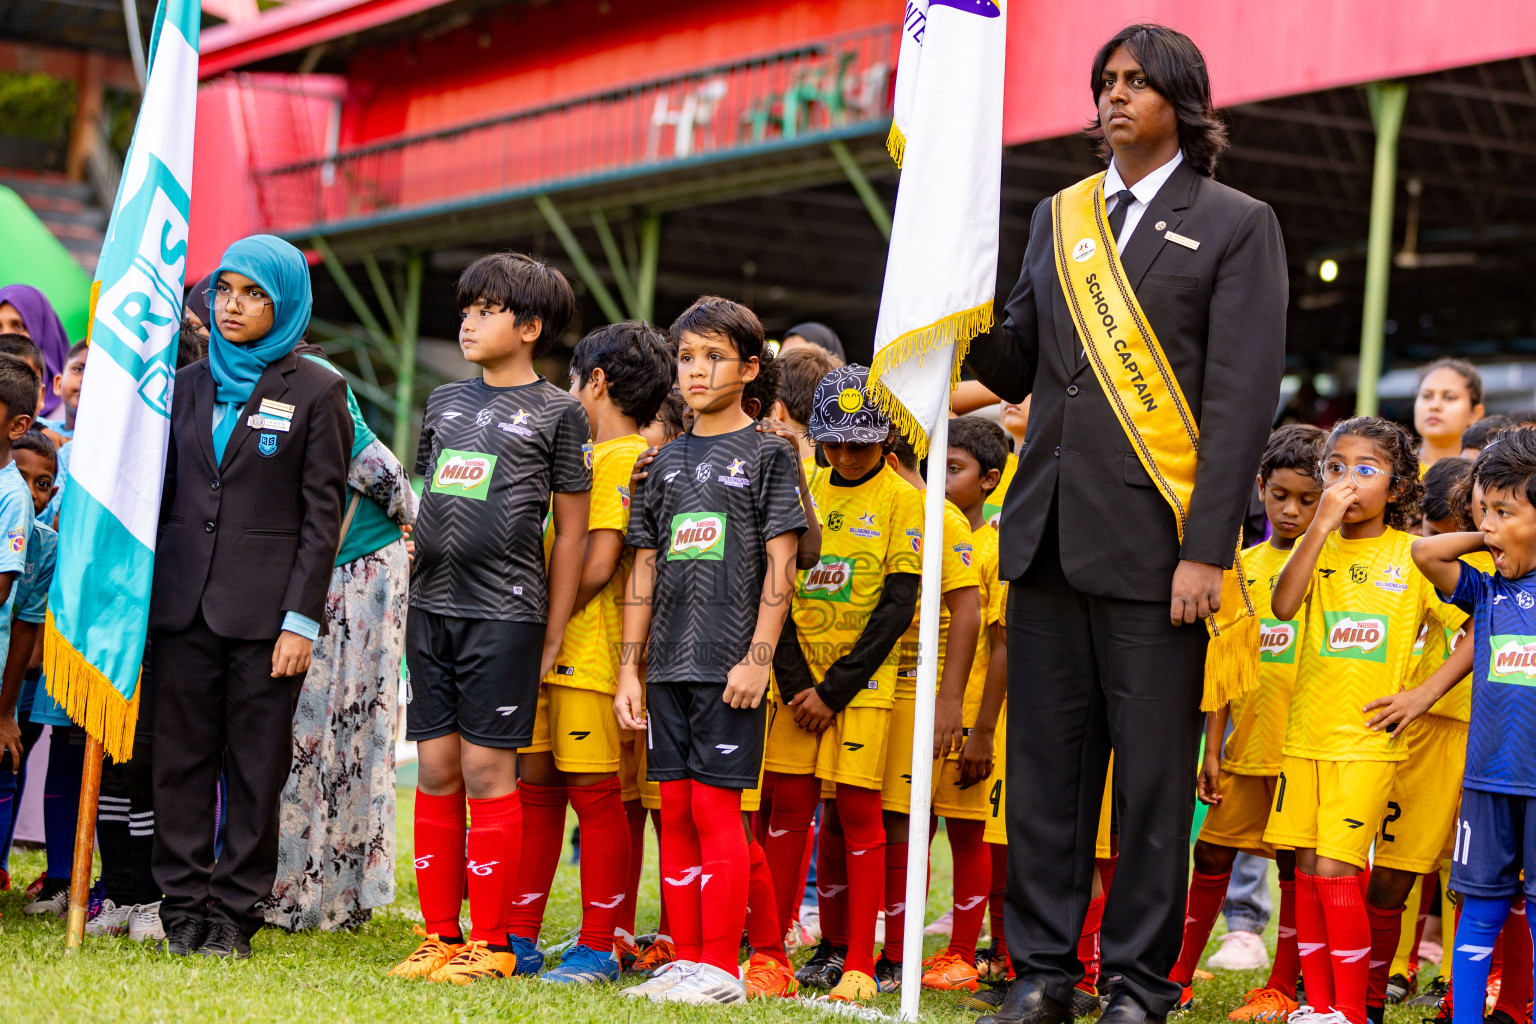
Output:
top-left (150, 351), bottom-right (353, 640)
top-left (968, 159), bottom-right (1287, 601)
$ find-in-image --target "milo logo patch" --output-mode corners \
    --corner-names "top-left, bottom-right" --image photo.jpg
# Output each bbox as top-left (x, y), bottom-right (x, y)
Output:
top-left (801, 556), bottom-right (854, 603)
top-left (1321, 611), bottom-right (1388, 662)
top-left (432, 448), bottom-right (497, 500)
top-left (669, 512), bottom-right (726, 561)
top-left (1258, 618), bottom-right (1298, 664)
top-left (1489, 634), bottom-right (1536, 685)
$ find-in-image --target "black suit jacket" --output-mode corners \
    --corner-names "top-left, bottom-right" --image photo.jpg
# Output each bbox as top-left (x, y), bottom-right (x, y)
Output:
top-left (968, 160), bottom-right (1287, 600)
top-left (149, 351), bottom-right (353, 640)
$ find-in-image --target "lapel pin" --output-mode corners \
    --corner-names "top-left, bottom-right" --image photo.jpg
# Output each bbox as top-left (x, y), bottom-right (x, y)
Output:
top-left (1154, 220), bottom-right (1167, 231)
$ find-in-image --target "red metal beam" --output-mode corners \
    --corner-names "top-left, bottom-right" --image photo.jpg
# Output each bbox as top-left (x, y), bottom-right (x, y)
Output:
top-left (198, 0), bottom-right (454, 78)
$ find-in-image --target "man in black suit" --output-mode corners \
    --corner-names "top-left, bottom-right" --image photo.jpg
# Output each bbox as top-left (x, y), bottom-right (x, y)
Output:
top-left (968, 25), bottom-right (1288, 1024)
top-left (149, 304), bottom-right (351, 958)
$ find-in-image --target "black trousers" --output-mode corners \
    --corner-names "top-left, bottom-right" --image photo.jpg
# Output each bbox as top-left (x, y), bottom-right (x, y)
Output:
top-left (1003, 527), bottom-right (1206, 1016)
top-left (150, 610), bottom-right (303, 938)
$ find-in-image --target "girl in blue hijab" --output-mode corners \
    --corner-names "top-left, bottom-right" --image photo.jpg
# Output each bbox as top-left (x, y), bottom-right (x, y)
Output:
top-left (207, 235), bottom-right (312, 460)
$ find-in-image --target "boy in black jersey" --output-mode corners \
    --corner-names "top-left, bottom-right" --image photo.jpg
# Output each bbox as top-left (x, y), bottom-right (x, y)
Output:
top-left (615, 297), bottom-right (806, 1005)
top-left (393, 253), bottom-right (592, 984)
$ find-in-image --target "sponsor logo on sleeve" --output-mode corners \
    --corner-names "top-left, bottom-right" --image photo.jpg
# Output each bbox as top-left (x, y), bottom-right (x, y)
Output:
top-left (955, 542), bottom-right (973, 567)
top-left (1258, 618), bottom-right (1298, 664)
top-left (1489, 635), bottom-right (1536, 685)
top-left (801, 555), bottom-right (854, 603)
top-left (431, 448), bottom-right (498, 500)
top-left (582, 440), bottom-right (594, 468)
top-left (1321, 611), bottom-right (1388, 662)
top-left (6, 530), bottom-right (23, 554)
top-left (618, 483), bottom-right (631, 511)
top-left (906, 527), bottom-right (922, 554)
top-left (668, 512), bottom-right (727, 561)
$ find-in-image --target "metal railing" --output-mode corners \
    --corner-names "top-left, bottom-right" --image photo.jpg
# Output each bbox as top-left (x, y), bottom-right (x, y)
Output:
top-left (253, 24), bottom-right (899, 234)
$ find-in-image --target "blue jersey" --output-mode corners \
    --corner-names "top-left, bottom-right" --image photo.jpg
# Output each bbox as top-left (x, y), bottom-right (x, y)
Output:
top-left (13, 521), bottom-right (56, 720)
top-left (1451, 563), bottom-right (1536, 796)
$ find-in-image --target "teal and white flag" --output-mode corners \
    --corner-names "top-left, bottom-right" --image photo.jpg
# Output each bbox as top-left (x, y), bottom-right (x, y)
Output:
top-left (45, 0), bottom-right (199, 761)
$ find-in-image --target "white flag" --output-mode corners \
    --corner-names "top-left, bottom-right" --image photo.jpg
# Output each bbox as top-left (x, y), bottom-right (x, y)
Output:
top-left (868, 0), bottom-right (1005, 455)
top-left (888, 0), bottom-right (929, 167)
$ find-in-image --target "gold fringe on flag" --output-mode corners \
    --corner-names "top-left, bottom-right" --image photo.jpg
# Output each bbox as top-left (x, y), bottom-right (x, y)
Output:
top-left (866, 298), bottom-right (994, 458)
top-left (886, 122), bottom-right (907, 168)
top-left (43, 610), bottom-right (139, 762)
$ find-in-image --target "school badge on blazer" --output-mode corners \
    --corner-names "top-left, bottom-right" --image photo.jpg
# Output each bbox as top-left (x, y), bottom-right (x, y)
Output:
top-left (257, 432), bottom-right (279, 457)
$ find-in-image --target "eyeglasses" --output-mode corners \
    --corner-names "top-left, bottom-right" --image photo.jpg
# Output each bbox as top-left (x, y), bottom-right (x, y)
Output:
top-left (208, 284), bottom-right (271, 315)
top-left (1319, 459), bottom-right (1392, 486)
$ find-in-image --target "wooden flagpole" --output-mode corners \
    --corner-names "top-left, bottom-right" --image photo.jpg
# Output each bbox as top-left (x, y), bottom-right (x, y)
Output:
top-left (63, 733), bottom-right (103, 949)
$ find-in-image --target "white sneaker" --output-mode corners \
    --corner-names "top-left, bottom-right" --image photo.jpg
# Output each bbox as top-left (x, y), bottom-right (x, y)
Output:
top-left (1287, 1005), bottom-right (1322, 1024)
top-left (24, 886), bottom-right (70, 916)
top-left (128, 902), bottom-right (165, 942)
top-left (1207, 929), bottom-right (1270, 970)
top-left (622, 959), bottom-right (696, 1000)
top-left (659, 961), bottom-right (747, 1004)
top-left (85, 900), bottom-right (133, 937)
top-left (1308, 1011), bottom-right (1350, 1024)
top-left (925, 907), bottom-right (954, 936)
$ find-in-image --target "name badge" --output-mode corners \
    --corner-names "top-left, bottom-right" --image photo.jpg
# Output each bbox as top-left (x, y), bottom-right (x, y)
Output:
top-left (1164, 230), bottom-right (1200, 251)
top-left (259, 398), bottom-right (296, 416)
top-left (248, 414), bottom-right (292, 432)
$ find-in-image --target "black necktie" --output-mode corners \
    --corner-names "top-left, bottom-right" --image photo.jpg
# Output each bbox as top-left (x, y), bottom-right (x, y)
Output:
top-left (1107, 189), bottom-right (1137, 243)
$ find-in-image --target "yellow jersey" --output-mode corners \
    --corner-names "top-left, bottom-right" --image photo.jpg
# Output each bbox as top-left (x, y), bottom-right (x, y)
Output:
top-left (895, 499), bottom-right (979, 697)
top-left (546, 434), bottom-right (648, 694)
top-left (1283, 527), bottom-right (1452, 762)
top-left (958, 523), bottom-right (1006, 738)
top-left (1222, 541), bottom-right (1301, 775)
top-left (1412, 551), bottom-right (1490, 722)
top-left (793, 464), bottom-right (924, 710)
top-left (983, 453), bottom-right (1018, 528)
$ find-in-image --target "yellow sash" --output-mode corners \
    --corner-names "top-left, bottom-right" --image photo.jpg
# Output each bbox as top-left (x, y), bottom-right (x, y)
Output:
top-left (1051, 173), bottom-right (1257, 711)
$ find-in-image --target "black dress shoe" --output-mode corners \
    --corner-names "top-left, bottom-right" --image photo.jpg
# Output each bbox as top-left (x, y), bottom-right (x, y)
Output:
top-left (197, 921), bottom-right (252, 959)
top-left (1098, 992), bottom-right (1165, 1024)
top-left (157, 917), bottom-right (206, 956)
top-left (977, 976), bottom-right (1073, 1024)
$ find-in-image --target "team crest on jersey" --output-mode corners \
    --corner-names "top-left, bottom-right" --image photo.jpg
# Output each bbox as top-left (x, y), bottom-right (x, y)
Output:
top-left (669, 512), bottom-right (726, 560)
top-left (827, 511), bottom-right (844, 532)
top-left (432, 448), bottom-right (498, 500)
top-left (956, 542), bottom-right (973, 567)
top-left (1321, 611), bottom-right (1387, 662)
top-left (694, 462), bottom-right (712, 483)
top-left (1490, 635), bottom-right (1536, 683)
top-left (802, 556), bottom-right (854, 602)
top-left (618, 484), bottom-right (631, 510)
top-left (475, 408), bottom-right (494, 427)
top-left (1258, 618), bottom-right (1298, 664)
top-left (907, 528), bottom-right (922, 553)
top-left (1375, 564), bottom-right (1407, 594)
top-left (1348, 563), bottom-right (1368, 585)
top-left (850, 509), bottom-right (880, 538)
top-left (582, 441), bottom-right (594, 469)
top-left (257, 432), bottom-right (278, 457)
top-left (1519, 590), bottom-right (1535, 610)
top-left (718, 457), bottom-right (750, 488)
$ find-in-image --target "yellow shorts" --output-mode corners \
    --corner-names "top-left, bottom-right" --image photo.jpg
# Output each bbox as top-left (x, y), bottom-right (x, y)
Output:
top-left (764, 698), bottom-right (820, 776)
top-left (519, 684), bottom-right (622, 773)
top-left (933, 758), bottom-right (990, 821)
top-left (1263, 754), bottom-right (1397, 870)
top-left (1096, 758), bottom-right (1114, 860)
top-left (983, 706), bottom-right (1008, 845)
top-left (634, 735), bottom-right (661, 811)
top-left (882, 696), bottom-right (917, 813)
top-left (1373, 714), bottom-right (1467, 874)
top-left (815, 706), bottom-right (890, 790)
top-left (619, 728), bottom-right (643, 803)
top-left (1197, 771), bottom-right (1277, 856)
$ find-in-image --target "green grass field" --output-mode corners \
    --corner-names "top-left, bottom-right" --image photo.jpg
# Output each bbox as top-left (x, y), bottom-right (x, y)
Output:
top-left (0, 789), bottom-right (1437, 1023)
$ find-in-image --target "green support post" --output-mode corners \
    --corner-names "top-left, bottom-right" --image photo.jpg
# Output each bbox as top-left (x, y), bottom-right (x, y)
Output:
top-left (830, 139), bottom-right (891, 241)
top-left (590, 210), bottom-right (639, 317)
top-left (635, 212), bottom-right (661, 324)
top-left (394, 253), bottom-right (422, 459)
top-left (534, 194), bottom-right (626, 324)
top-left (1356, 82), bottom-right (1408, 417)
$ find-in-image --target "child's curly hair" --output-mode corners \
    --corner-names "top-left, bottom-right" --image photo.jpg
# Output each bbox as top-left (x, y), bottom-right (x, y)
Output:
top-left (1323, 416), bottom-right (1423, 531)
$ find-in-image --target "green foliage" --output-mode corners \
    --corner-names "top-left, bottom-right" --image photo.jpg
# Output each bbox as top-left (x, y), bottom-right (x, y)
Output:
top-left (0, 73), bottom-right (76, 142)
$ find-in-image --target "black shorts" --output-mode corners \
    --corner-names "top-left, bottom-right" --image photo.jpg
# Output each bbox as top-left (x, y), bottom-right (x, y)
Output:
top-left (1450, 787), bottom-right (1536, 900)
top-left (645, 682), bottom-right (766, 790)
top-left (404, 610), bottom-right (543, 749)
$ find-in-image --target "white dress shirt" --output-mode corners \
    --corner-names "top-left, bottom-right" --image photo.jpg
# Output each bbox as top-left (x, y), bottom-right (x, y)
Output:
top-left (1103, 148), bottom-right (1184, 252)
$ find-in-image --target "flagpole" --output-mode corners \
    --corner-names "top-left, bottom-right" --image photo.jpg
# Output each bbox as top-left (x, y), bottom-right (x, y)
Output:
top-left (899, 409), bottom-right (949, 1021)
top-left (64, 734), bottom-right (103, 949)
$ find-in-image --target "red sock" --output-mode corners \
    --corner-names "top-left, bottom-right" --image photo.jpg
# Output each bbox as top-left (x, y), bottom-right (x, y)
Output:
top-left (1412, 873), bottom-right (1435, 961)
top-left (819, 823), bottom-right (848, 946)
top-left (505, 781), bottom-right (565, 942)
top-left (658, 779), bottom-right (702, 961)
top-left (1316, 872), bottom-right (1372, 1024)
top-left (1494, 899), bottom-right (1532, 1020)
top-left (1268, 878), bottom-right (1300, 998)
top-left (989, 843), bottom-right (1009, 963)
top-left (747, 835), bottom-right (789, 966)
top-left (413, 789), bottom-right (467, 939)
top-left (691, 782), bottom-right (748, 974)
top-left (884, 837), bottom-right (909, 964)
top-left (651, 808), bottom-right (670, 939)
top-left (796, 825), bottom-right (815, 921)
top-left (568, 778), bottom-right (628, 953)
top-left (1079, 892), bottom-right (1106, 989)
top-left (763, 772), bottom-right (821, 938)
top-left (836, 785), bottom-right (886, 977)
top-left (946, 818), bottom-right (991, 963)
top-left (1296, 872), bottom-right (1335, 1011)
top-left (618, 800), bottom-right (646, 937)
top-left (465, 791), bottom-right (522, 946)
top-left (1365, 900), bottom-right (1404, 1010)
top-left (1171, 870), bottom-right (1232, 986)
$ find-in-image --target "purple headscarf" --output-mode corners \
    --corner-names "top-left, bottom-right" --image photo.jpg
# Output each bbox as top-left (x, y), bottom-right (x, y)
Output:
top-left (0, 284), bottom-right (69, 415)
